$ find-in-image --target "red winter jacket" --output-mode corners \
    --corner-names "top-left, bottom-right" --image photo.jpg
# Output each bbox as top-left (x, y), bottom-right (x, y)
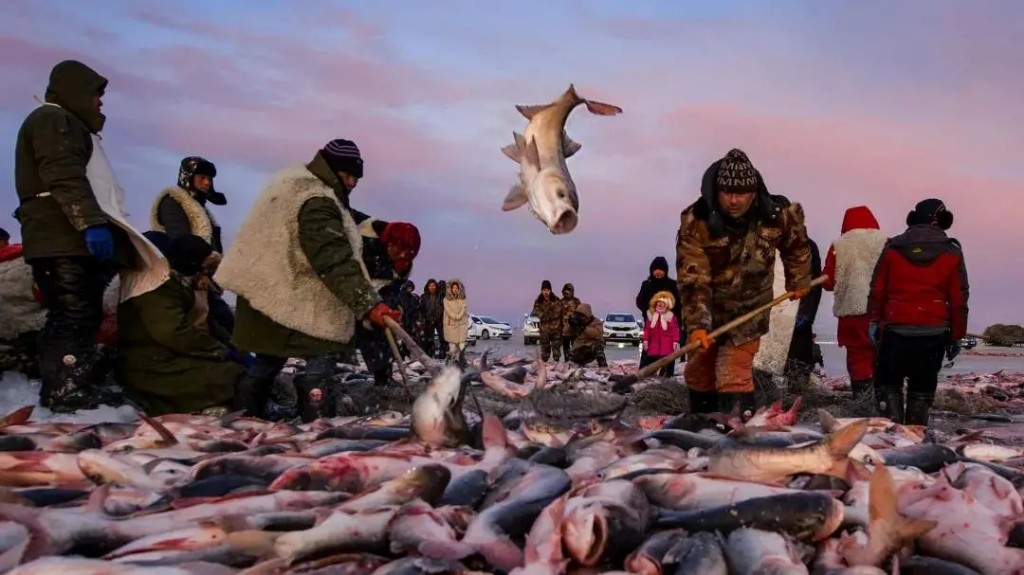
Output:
top-left (867, 224), bottom-right (969, 340)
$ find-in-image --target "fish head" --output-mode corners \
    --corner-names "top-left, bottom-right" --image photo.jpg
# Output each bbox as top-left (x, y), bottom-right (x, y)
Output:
top-left (528, 169), bottom-right (578, 235)
top-left (386, 464), bottom-right (452, 505)
top-left (76, 449), bottom-right (132, 484)
top-left (562, 501), bottom-right (608, 566)
top-left (412, 366), bottom-right (469, 447)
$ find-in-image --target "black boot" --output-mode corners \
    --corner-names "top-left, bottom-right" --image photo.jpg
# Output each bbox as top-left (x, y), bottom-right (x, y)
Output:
top-left (39, 350), bottom-right (105, 413)
top-left (688, 390), bottom-right (719, 414)
top-left (720, 392), bottom-right (758, 422)
top-left (234, 374), bottom-right (273, 419)
top-left (294, 375), bottom-right (329, 423)
top-left (905, 392), bottom-right (934, 426)
top-left (850, 379), bottom-right (874, 403)
top-left (875, 386), bottom-right (904, 423)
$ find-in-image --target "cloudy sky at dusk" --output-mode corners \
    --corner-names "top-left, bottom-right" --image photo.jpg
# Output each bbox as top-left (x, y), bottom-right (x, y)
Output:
top-left (1, 0), bottom-right (1021, 334)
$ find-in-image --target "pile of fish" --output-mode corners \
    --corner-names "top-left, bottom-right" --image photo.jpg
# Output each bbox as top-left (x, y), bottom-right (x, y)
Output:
top-left (822, 370), bottom-right (1024, 412)
top-left (1, 362), bottom-right (1024, 574)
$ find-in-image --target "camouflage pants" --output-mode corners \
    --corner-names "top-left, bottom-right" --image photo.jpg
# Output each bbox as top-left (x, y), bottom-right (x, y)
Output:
top-left (539, 329), bottom-right (562, 361)
top-left (570, 341), bottom-right (607, 367)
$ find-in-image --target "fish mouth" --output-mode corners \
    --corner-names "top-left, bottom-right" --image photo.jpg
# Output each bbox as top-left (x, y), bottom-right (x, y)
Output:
top-left (549, 209), bottom-right (578, 235)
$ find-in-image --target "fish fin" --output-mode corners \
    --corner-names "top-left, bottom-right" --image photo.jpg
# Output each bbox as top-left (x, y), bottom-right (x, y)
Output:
top-left (817, 409), bottom-right (839, 434)
top-left (140, 413), bottom-right (179, 446)
top-left (524, 136), bottom-right (541, 170)
top-left (953, 429), bottom-right (986, 443)
top-left (865, 464), bottom-right (937, 562)
top-left (476, 536), bottom-right (525, 571)
top-left (419, 539), bottom-right (476, 560)
top-left (583, 98), bottom-right (623, 116)
top-left (562, 131), bottom-right (582, 158)
top-left (516, 103), bottom-right (553, 119)
top-left (502, 184), bottom-right (529, 211)
top-left (218, 410), bottom-right (246, 426)
top-left (0, 502), bottom-right (55, 562)
top-left (826, 419), bottom-right (869, 459)
top-left (0, 522), bottom-right (29, 573)
top-left (481, 412), bottom-right (509, 451)
top-left (501, 143), bottom-right (521, 163)
top-left (83, 482), bottom-right (112, 514)
top-left (0, 406), bottom-right (34, 427)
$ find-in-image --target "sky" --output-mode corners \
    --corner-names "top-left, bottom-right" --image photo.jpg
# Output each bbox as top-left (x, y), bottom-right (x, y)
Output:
top-left (1, 0), bottom-right (1022, 334)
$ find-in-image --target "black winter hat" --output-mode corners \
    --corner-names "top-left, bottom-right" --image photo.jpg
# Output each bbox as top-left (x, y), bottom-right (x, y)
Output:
top-left (168, 235), bottom-right (213, 276)
top-left (562, 283), bottom-right (574, 293)
top-left (907, 198), bottom-right (953, 230)
top-left (178, 156), bottom-right (226, 206)
top-left (322, 139), bottom-right (364, 179)
top-left (541, 280), bottom-right (552, 291)
top-left (649, 256), bottom-right (669, 275)
top-left (716, 149), bottom-right (759, 194)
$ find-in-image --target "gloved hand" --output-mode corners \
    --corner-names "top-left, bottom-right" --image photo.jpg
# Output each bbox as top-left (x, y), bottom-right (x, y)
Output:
top-left (868, 322), bottom-right (879, 345)
top-left (367, 303), bottom-right (402, 328)
top-left (226, 348), bottom-right (256, 369)
top-left (642, 340), bottom-right (649, 351)
top-left (789, 287), bottom-right (811, 301)
top-left (672, 342), bottom-right (680, 351)
top-left (947, 341), bottom-right (962, 361)
top-left (688, 329), bottom-right (713, 350)
top-left (84, 225), bottom-right (114, 261)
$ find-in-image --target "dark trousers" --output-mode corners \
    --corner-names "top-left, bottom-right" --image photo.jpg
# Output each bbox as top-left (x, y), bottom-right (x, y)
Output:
top-left (30, 257), bottom-right (115, 410)
top-left (421, 321), bottom-right (445, 359)
top-left (355, 323), bottom-right (393, 386)
top-left (639, 352), bottom-right (676, 377)
top-left (875, 332), bottom-right (946, 396)
top-left (561, 337), bottom-right (573, 360)
top-left (235, 354), bottom-right (337, 422)
top-left (785, 327), bottom-right (815, 392)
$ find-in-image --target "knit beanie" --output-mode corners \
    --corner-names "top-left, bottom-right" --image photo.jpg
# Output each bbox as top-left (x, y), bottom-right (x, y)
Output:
top-left (541, 280), bottom-right (552, 291)
top-left (907, 198), bottom-right (953, 230)
top-left (322, 139), bottom-right (364, 178)
top-left (715, 149), bottom-right (759, 194)
top-left (562, 283), bottom-right (574, 294)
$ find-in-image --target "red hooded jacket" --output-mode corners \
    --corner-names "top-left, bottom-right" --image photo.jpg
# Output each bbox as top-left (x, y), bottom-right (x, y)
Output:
top-left (867, 224), bottom-right (969, 340)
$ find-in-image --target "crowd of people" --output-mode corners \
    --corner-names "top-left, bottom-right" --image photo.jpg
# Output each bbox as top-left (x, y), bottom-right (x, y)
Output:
top-left (2, 59), bottom-right (970, 428)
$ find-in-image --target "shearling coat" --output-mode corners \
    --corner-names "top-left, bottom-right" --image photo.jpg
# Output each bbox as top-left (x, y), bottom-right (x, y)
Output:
top-left (443, 279), bottom-right (468, 344)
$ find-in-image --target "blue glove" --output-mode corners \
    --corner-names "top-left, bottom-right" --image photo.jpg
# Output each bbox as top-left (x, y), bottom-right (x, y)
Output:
top-left (868, 322), bottom-right (879, 345)
top-left (83, 225), bottom-right (114, 261)
top-left (226, 348), bottom-right (255, 369)
top-left (947, 342), bottom-right (962, 361)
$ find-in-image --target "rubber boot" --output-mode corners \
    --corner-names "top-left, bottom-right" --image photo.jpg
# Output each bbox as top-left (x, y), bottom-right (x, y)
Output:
top-left (688, 389), bottom-right (719, 415)
top-left (875, 386), bottom-right (904, 424)
top-left (850, 379), bottom-right (874, 403)
top-left (720, 392), bottom-right (758, 422)
top-left (39, 350), bottom-right (105, 413)
top-left (904, 392), bottom-right (934, 426)
top-left (294, 375), bottom-right (328, 423)
top-left (233, 374), bottom-right (272, 419)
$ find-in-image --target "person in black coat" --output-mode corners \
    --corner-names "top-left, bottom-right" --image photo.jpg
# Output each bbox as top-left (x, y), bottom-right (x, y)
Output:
top-left (635, 256), bottom-right (683, 376)
top-left (785, 238), bottom-right (823, 391)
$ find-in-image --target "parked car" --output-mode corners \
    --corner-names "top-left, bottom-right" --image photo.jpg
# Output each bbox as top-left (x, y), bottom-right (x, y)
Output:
top-left (604, 312), bottom-right (642, 346)
top-left (523, 314), bottom-right (540, 345)
top-left (960, 336), bottom-right (977, 350)
top-left (470, 315), bottom-right (512, 340)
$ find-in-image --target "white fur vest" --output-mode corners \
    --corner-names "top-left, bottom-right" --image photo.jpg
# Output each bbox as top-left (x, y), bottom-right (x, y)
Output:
top-left (150, 186), bottom-right (217, 244)
top-left (831, 228), bottom-right (888, 317)
top-left (214, 163), bottom-right (369, 344)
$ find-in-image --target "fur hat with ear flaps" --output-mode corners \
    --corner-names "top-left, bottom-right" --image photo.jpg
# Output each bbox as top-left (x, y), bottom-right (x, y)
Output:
top-left (648, 290), bottom-right (676, 313)
top-left (906, 198), bottom-right (953, 231)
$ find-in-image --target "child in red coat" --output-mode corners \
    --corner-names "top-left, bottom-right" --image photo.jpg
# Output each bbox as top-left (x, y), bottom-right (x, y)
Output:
top-left (642, 291), bottom-right (681, 376)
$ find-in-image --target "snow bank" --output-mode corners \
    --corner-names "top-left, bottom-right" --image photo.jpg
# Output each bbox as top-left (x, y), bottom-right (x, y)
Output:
top-left (0, 371), bottom-right (139, 424)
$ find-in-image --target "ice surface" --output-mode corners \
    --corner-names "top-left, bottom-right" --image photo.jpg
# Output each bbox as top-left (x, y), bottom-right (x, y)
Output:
top-left (0, 371), bottom-right (140, 424)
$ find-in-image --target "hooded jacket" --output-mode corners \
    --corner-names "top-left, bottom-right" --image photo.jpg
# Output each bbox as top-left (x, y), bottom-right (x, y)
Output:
top-left (14, 60), bottom-right (132, 263)
top-left (643, 290), bottom-right (681, 356)
top-left (823, 206), bottom-right (888, 317)
top-left (560, 283), bottom-right (581, 334)
top-left (443, 279), bottom-right (468, 344)
top-left (867, 224), bottom-right (969, 340)
top-left (676, 158), bottom-right (811, 345)
top-left (572, 302), bottom-right (604, 345)
top-left (532, 289), bottom-right (562, 332)
top-left (635, 256), bottom-right (683, 322)
top-left (419, 280), bottom-right (444, 324)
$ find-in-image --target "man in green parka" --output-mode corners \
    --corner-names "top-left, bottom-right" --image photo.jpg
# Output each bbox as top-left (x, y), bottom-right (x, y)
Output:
top-left (215, 139), bottom-right (401, 422)
top-left (13, 60), bottom-right (135, 412)
top-left (116, 233), bottom-right (244, 416)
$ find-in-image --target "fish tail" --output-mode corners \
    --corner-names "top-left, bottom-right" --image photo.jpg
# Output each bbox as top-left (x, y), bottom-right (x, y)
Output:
top-left (826, 419), bottom-right (869, 460)
top-left (0, 503), bottom-right (54, 562)
top-left (869, 465), bottom-right (937, 544)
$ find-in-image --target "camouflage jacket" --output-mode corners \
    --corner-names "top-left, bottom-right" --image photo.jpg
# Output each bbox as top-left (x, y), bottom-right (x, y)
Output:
top-left (676, 195), bottom-right (811, 346)
top-left (531, 295), bottom-right (562, 333)
top-left (560, 296), bottom-right (581, 335)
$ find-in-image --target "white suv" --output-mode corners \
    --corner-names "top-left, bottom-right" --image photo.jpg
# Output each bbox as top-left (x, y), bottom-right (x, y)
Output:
top-left (523, 314), bottom-right (540, 345)
top-left (603, 312), bottom-right (642, 346)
